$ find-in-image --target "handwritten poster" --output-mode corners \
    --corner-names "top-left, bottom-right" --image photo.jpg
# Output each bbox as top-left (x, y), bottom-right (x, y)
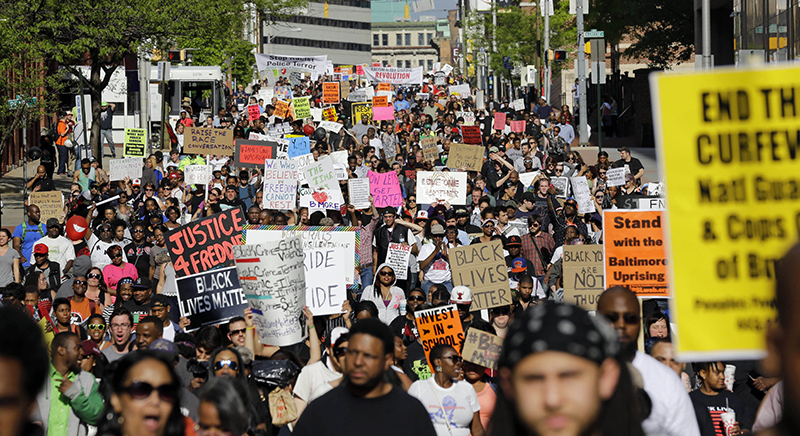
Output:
top-left (367, 170), bottom-right (402, 208)
top-left (450, 240), bottom-right (511, 311)
top-left (448, 144), bottom-right (484, 171)
top-left (263, 159), bottom-right (298, 209)
top-left (386, 243), bottom-right (412, 280)
top-left (462, 328), bottom-right (503, 370)
top-left (304, 247), bottom-right (347, 316)
top-left (348, 178), bottom-right (371, 210)
top-left (233, 238), bottom-right (307, 346)
top-left (416, 171), bottom-right (467, 205)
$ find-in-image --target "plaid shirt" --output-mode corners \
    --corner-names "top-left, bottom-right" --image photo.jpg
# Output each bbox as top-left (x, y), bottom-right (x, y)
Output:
top-left (357, 215), bottom-right (380, 267)
top-left (520, 231), bottom-right (556, 277)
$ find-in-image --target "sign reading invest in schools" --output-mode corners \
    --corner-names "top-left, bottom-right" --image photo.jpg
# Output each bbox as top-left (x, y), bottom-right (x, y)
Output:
top-left (652, 65), bottom-right (793, 360)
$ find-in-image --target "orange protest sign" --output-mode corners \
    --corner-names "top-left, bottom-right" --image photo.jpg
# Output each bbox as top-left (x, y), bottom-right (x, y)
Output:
top-left (274, 100), bottom-right (289, 119)
top-left (603, 210), bottom-right (669, 297)
top-left (322, 82), bottom-right (340, 105)
top-left (377, 83), bottom-right (391, 91)
top-left (372, 95), bottom-right (389, 107)
top-left (414, 304), bottom-right (465, 370)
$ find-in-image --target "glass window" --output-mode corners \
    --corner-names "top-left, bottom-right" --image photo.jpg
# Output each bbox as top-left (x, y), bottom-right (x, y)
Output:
top-left (374, 34), bottom-right (379, 46)
top-left (427, 33), bottom-right (433, 43)
top-left (427, 59), bottom-right (434, 71)
top-left (405, 33), bottom-right (411, 46)
top-left (397, 34), bottom-right (403, 46)
top-left (419, 33), bottom-right (425, 45)
top-left (405, 60), bottom-right (411, 68)
top-left (419, 60), bottom-right (424, 67)
top-left (382, 34), bottom-right (388, 46)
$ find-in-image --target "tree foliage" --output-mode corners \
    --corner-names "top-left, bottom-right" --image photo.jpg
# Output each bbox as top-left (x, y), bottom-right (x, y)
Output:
top-left (0, 0), bottom-right (308, 158)
top-left (586, 0), bottom-right (694, 68)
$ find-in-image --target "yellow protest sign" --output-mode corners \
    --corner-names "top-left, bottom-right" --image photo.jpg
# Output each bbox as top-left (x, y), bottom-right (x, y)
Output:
top-left (274, 100), bottom-right (289, 119)
top-left (292, 96), bottom-right (311, 120)
top-left (652, 65), bottom-right (791, 360)
top-left (322, 106), bottom-right (337, 122)
top-left (350, 102), bottom-right (372, 123)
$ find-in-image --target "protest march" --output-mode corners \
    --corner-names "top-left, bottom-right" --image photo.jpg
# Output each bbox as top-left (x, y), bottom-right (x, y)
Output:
top-left (4, 51), bottom-right (797, 436)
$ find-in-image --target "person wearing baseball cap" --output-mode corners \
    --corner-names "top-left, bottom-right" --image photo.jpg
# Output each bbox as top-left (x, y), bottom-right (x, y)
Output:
top-left (122, 277), bottom-right (154, 331)
top-left (613, 146), bottom-right (645, 185)
top-left (472, 218), bottom-right (497, 245)
top-left (504, 235), bottom-right (534, 281)
top-left (450, 286), bottom-right (489, 333)
top-left (149, 294), bottom-right (181, 342)
top-left (24, 243), bottom-right (63, 291)
top-left (34, 217), bottom-right (75, 278)
top-left (219, 183), bottom-right (246, 213)
top-left (418, 223), bottom-right (453, 294)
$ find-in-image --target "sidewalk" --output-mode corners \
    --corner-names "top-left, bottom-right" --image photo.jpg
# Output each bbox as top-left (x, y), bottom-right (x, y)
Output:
top-left (0, 148), bottom-right (114, 231)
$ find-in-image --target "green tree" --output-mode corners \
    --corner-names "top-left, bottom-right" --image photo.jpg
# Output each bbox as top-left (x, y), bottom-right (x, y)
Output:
top-left (0, 0), bottom-right (307, 160)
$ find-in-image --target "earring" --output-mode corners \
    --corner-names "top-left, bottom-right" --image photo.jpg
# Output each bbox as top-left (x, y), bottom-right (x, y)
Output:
top-left (435, 366), bottom-right (442, 373)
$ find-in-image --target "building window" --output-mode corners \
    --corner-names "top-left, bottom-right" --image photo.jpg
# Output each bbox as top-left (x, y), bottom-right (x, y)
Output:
top-left (374, 34), bottom-right (379, 46)
top-left (405, 60), bottom-right (411, 68)
top-left (427, 59), bottom-right (433, 70)
top-left (383, 60), bottom-right (388, 66)
top-left (382, 34), bottom-right (388, 46)
top-left (418, 33), bottom-right (425, 45)
top-left (419, 60), bottom-right (424, 68)
top-left (427, 33), bottom-right (433, 43)
top-left (396, 34), bottom-right (402, 46)
top-left (405, 33), bottom-right (411, 46)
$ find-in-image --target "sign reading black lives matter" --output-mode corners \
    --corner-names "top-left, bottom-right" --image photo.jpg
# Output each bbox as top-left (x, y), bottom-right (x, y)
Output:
top-left (450, 240), bottom-right (511, 311)
top-left (165, 208), bottom-right (246, 278)
top-left (176, 267), bottom-right (248, 332)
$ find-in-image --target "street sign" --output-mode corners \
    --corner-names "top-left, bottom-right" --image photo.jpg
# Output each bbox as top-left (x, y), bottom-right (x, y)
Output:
top-left (8, 96), bottom-right (37, 109)
top-left (585, 29), bottom-right (604, 38)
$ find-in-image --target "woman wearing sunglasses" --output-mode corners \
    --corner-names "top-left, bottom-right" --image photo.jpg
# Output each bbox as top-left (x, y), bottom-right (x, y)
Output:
top-left (206, 347), bottom-right (270, 434)
top-left (410, 343), bottom-right (485, 436)
top-left (103, 245), bottom-right (138, 293)
top-left (360, 264), bottom-right (405, 325)
top-left (100, 350), bottom-right (184, 436)
top-left (86, 313), bottom-right (112, 350)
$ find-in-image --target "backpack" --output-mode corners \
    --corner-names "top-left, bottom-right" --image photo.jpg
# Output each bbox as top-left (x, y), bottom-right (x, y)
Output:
top-left (21, 222), bottom-right (45, 240)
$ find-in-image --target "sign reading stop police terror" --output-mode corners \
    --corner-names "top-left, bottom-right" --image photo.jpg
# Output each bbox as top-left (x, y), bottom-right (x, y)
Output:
top-left (652, 65), bottom-right (793, 360)
top-left (450, 240), bottom-right (511, 311)
top-left (603, 210), bottom-right (668, 297)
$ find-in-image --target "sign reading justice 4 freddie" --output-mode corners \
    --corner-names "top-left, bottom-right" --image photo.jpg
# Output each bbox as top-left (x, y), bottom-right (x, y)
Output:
top-left (165, 208), bottom-right (245, 277)
top-left (450, 240), bottom-right (511, 310)
top-left (652, 66), bottom-right (794, 360)
top-left (603, 210), bottom-right (668, 297)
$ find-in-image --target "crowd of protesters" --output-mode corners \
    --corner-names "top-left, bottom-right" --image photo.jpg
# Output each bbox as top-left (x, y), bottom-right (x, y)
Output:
top-left (0, 69), bottom-right (791, 436)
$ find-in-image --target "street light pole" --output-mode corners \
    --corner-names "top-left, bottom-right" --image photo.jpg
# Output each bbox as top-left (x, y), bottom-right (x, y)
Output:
top-left (577, 1), bottom-right (588, 143)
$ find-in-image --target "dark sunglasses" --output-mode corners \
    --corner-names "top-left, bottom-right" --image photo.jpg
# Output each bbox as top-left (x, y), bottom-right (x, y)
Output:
top-left (88, 323), bottom-right (105, 330)
top-left (442, 355), bottom-right (463, 364)
top-left (110, 253), bottom-right (122, 259)
top-left (333, 347), bottom-right (348, 358)
top-left (491, 307), bottom-right (510, 316)
top-left (133, 229), bottom-right (145, 233)
top-left (87, 273), bottom-right (101, 279)
top-left (213, 359), bottom-right (239, 371)
top-left (604, 313), bottom-right (641, 325)
top-left (34, 253), bottom-right (47, 258)
top-left (379, 270), bottom-right (394, 277)
top-left (408, 295), bottom-right (426, 302)
top-left (74, 279), bottom-right (87, 286)
top-left (121, 381), bottom-right (177, 402)
top-left (229, 328), bottom-right (247, 336)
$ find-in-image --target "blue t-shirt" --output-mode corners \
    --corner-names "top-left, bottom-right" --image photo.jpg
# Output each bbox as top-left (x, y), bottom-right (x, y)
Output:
top-left (12, 222), bottom-right (45, 268)
top-left (394, 99), bottom-right (410, 112)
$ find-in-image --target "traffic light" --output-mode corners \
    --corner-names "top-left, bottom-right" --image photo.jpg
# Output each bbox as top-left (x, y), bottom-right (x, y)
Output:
top-left (167, 50), bottom-right (185, 62)
top-left (553, 50), bottom-right (568, 61)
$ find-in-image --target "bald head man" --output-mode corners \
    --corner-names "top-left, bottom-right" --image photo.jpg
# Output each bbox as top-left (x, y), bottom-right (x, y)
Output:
top-left (597, 286), bottom-right (640, 359)
top-left (27, 165), bottom-right (54, 192)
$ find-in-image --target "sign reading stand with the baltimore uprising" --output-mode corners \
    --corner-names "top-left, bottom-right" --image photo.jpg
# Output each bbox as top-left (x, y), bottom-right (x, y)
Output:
top-left (603, 210), bottom-right (668, 297)
top-left (652, 65), bottom-right (791, 360)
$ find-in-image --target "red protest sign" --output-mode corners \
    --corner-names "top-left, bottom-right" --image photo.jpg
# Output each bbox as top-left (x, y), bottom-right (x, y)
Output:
top-left (510, 120), bottom-right (526, 132)
top-left (233, 139), bottom-right (276, 168)
top-left (165, 208), bottom-right (246, 278)
top-left (494, 112), bottom-right (507, 131)
top-left (248, 104), bottom-right (261, 121)
top-left (461, 125), bottom-right (483, 145)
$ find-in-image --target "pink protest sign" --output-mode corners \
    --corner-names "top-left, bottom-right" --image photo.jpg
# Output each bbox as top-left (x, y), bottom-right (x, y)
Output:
top-left (510, 120), bottom-right (526, 132)
top-left (493, 112), bottom-right (507, 131)
top-left (368, 170), bottom-right (403, 208)
top-left (373, 106), bottom-right (395, 121)
top-left (248, 104), bottom-right (261, 122)
top-left (356, 65), bottom-right (365, 75)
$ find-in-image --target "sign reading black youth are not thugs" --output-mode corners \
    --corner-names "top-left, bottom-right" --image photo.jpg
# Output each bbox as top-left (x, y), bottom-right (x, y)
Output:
top-left (165, 208), bottom-right (246, 278)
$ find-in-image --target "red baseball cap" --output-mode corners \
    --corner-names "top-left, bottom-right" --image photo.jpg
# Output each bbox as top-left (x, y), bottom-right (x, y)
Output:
top-left (34, 244), bottom-right (48, 255)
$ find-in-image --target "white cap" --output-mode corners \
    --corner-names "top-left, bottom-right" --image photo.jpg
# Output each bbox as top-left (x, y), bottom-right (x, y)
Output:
top-left (450, 286), bottom-right (473, 304)
top-left (132, 178), bottom-right (141, 186)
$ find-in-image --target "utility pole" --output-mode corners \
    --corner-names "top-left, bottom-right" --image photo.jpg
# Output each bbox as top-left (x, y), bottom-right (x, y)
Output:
top-left (138, 50), bottom-right (150, 133)
top-left (702, 0), bottom-right (712, 68)
top-left (543, 0), bottom-right (551, 103)
top-left (492, 0), bottom-right (498, 101)
top-left (577, 1), bottom-right (588, 143)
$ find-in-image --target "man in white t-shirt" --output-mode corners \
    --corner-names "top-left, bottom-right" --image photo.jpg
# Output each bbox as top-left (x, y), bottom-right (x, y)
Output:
top-left (34, 218), bottom-right (76, 278)
top-left (293, 327), bottom-right (349, 422)
top-left (418, 224), bottom-right (453, 293)
top-left (597, 287), bottom-right (700, 436)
